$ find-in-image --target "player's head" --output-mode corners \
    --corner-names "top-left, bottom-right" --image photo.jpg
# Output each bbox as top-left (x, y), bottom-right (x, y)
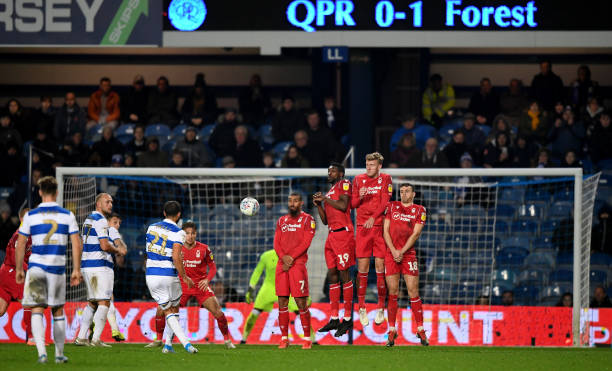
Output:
top-left (109, 212), bottom-right (122, 229)
top-left (365, 152), bottom-right (383, 177)
top-left (399, 183), bottom-right (416, 204)
top-left (328, 162), bottom-right (345, 183)
top-left (182, 221), bottom-right (197, 246)
top-left (288, 192), bottom-right (303, 216)
top-left (163, 201), bottom-right (182, 222)
top-left (95, 193), bottom-right (113, 217)
top-left (37, 176), bottom-right (58, 200)
top-left (18, 207), bottom-right (30, 223)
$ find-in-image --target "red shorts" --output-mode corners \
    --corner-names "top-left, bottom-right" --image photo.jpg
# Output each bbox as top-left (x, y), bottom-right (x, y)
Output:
top-left (0, 264), bottom-right (23, 303)
top-left (179, 285), bottom-right (215, 307)
top-left (355, 225), bottom-right (386, 259)
top-left (324, 229), bottom-right (356, 270)
top-left (385, 249), bottom-right (418, 276)
top-left (275, 263), bottom-right (309, 298)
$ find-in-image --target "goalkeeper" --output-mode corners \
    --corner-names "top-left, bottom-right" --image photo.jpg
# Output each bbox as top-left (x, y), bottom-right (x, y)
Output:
top-left (241, 249), bottom-right (314, 344)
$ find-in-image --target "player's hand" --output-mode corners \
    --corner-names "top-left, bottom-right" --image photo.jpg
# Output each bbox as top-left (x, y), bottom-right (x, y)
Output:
top-left (359, 187), bottom-right (367, 199)
top-left (281, 255), bottom-right (294, 266)
top-left (70, 270), bottom-right (83, 287)
top-left (15, 269), bottom-right (25, 285)
top-left (198, 279), bottom-right (209, 292)
top-left (394, 253), bottom-right (403, 263)
top-left (313, 192), bottom-right (324, 205)
top-left (364, 217), bottom-right (375, 228)
top-left (184, 276), bottom-right (195, 288)
top-left (246, 287), bottom-right (254, 303)
top-left (117, 247), bottom-right (127, 256)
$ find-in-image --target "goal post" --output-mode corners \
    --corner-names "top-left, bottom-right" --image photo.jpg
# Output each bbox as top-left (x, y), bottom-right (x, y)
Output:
top-left (56, 166), bottom-right (599, 347)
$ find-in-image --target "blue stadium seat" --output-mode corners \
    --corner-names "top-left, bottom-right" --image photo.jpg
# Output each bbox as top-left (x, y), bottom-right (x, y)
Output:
top-left (127, 248), bottom-right (146, 272)
top-left (495, 204), bottom-right (516, 219)
top-left (0, 187), bottom-right (14, 199)
top-left (495, 219), bottom-right (510, 236)
top-left (491, 268), bottom-right (517, 290)
top-left (607, 287), bottom-right (612, 299)
top-left (556, 252), bottom-right (573, 270)
top-left (511, 220), bottom-right (538, 236)
top-left (501, 236), bottom-right (530, 250)
top-left (552, 189), bottom-right (573, 203)
top-left (513, 285), bottom-right (539, 306)
top-left (589, 270), bottom-right (608, 287)
top-left (171, 124), bottom-right (187, 139)
top-left (489, 285), bottom-right (507, 305)
top-left (524, 252), bottom-right (556, 270)
top-left (198, 124), bottom-right (216, 143)
top-left (145, 124), bottom-right (171, 138)
top-left (447, 234), bottom-right (470, 249)
top-left (452, 218), bottom-right (479, 234)
top-left (457, 204), bottom-right (485, 217)
top-left (340, 134), bottom-right (351, 149)
top-left (590, 253), bottom-right (611, 270)
top-left (540, 284), bottom-right (571, 305)
top-left (413, 124), bottom-right (437, 150)
top-left (496, 247), bottom-right (528, 269)
top-left (532, 236), bottom-right (553, 251)
top-left (116, 123), bottom-right (135, 137)
top-left (258, 124), bottom-right (275, 150)
top-left (518, 268), bottom-right (549, 286)
top-left (499, 187), bottom-right (525, 203)
top-left (271, 204), bottom-right (289, 216)
top-left (476, 124), bottom-right (491, 137)
top-left (549, 269), bottom-right (572, 283)
top-left (540, 219), bottom-right (562, 235)
top-left (433, 266), bottom-right (458, 281)
top-left (85, 124), bottom-right (103, 145)
top-left (272, 141), bottom-right (292, 158)
top-left (162, 138), bottom-right (177, 153)
top-left (517, 202), bottom-right (547, 219)
top-left (524, 189), bottom-right (551, 203)
top-left (191, 203), bottom-right (212, 219)
top-left (549, 201), bottom-right (572, 219)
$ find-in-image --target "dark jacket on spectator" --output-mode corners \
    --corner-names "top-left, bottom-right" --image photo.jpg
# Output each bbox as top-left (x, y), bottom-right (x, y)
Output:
top-left (121, 86), bottom-right (149, 124)
top-left (54, 103), bottom-right (87, 140)
top-left (58, 137), bottom-right (90, 167)
top-left (531, 72), bottom-right (564, 111)
top-left (548, 120), bottom-right (586, 160)
top-left (147, 89), bottom-right (179, 126)
top-left (233, 139), bottom-right (263, 168)
top-left (462, 126), bottom-right (487, 160)
top-left (518, 110), bottom-right (550, 146)
top-left (0, 141), bottom-right (25, 187)
top-left (90, 136), bottom-right (124, 166)
top-left (173, 138), bottom-right (214, 167)
top-left (419, 149), bottom-right (449, 168)
top-left (443, 140), bottom-right (469, 168)
top-left (281, 154), bottom-right (309, 168)
top-left (500, 91), bottom-right (528, 124)
top-left (9, 103), bottom-right (37, 142)
top-left (483, 141), bottom-right (514, 168)
top-left (209, 120), bottom-right (239, 158)
top-left (306, 125), bottom-right (340, 167)
top-left (181, 88), bottom-right (218, 126)
top-left (125, 138), bottom-right (147, 157)
top-left (391, 140), bottom-right (421, 168)
top-left (0, 121), bottom-right (23, 149)
top-left (272, 107), bottom-right (304, 142)
top-left (589, 121), bottom-right (612, 163)
top-left (320, 106), bottom-right (347, 140)
top-left (468, 90), bottom-right (500, 125)
top-left (137, 148), bottom-right (168, 167)
top-left (239, 86), bottom-right (271, 126)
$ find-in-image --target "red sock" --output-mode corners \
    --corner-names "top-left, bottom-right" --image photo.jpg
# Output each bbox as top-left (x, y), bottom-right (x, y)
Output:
top-left (215, 314), bottom-right (230, 341)
top-left (299, 309), bottom-right (311, 339)
top-left (23, 308), bottom-right (32, 339)
top-left (279, 306), bottom-right (289, 337)
top-left (376, 272), bottom-right (387, 309)
top-left (155, 314), bottom-right (165, 341)
top-left (342, 282), bottom-right (353, 319)
top-left (410, 297), bottom-right (424, 329)
top-left (357, 272), bottom-right (368, 308)
top-left (388, 295), bottom-right (398, 329)
top-left (329, 283), bottom-right (341, 319)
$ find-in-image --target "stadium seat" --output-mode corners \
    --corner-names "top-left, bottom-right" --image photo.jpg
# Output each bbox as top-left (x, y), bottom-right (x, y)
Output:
top-left (127, 248), bottom-right (146, 272)
top-left (511, 220), bottom-right (538, 236)
top-left (540, 219), bottom-right (562, 236)
top-left (549, 269), bottom-right (573, 284)
top-left (85, 124), bottom-right (103, 145)
top-left (552, 189), bottom-right (573, 203)
top-left (115, 124), bottom-right (135, 144)
top-left (496, 247), bottom-right (528, 269)
top-left (271, 204), bottom-right (289, 216)
top-left (524, 252), bottom-right (556, 270)
top-left (531, 236), bottom-right (553, 251)
top-left (457, 204), bottom-right (485, 217)
top-left (491, 268), bottom-right (517, 290)
top-left (555, 252), bottom-right (573, 270)
top-left (145, 124), bottom-right (171, 138)
top-left (212, 203), bottom-right (241, 218)
top-left (590, 253), bottom-right (611, 270)
top-left (272, 141), bottom-right (292, 158)
top-left (513, 285), bottom-right (539, 306)
top-left (517, 268), bottom-right (550, 286)
top-left (413, 124), bottom-right (437, 150)
top-left (258, 124), bottom-right (274, 150)
top-left (494, 219), bottom-right (510, 236)
top-left (0, 187), bottom-right (14, 199)
top-left (607, 287), bottom-right (612, 299)
top-left (171, 124), bottom-right (187, 139)
top-left (340, 134), bottom-right (351, 149)
top-left (548, 201), bottom-right (572, 219)
top-left (198, 124), bottom-right (216, 142)
top-left (162, 138), bottom-right (177, 153)
top-left (433, 266), bottom-right (458, 282)
top-left (495, 204), bottom-right (516, 219)
top-left (499, 187), bottom-right (525, 203)
top-left (447, 234), bottom-right (470, 249)
top-left (191, 203), bottom-right (212, 219)
top-left (540, 284), bottom-right (571, 305)
top-left (476, 124), bottom-right (491, 137)
top-left (524, 189), bottom-right (551, 203)
top-left (517, 202), bottom-right (547, 219)
top-left (501, 236), bottom-right (530, 250)
top-left (452, 218), bottom-right (479, 234)
top-left (488, 285), bottom-right (506, 305)
top-left (589, 270), bottom-right (608, 287)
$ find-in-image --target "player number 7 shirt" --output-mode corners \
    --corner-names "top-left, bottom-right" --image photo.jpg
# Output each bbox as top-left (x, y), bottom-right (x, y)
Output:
top-left (274, 212), bottom-right (316, 265)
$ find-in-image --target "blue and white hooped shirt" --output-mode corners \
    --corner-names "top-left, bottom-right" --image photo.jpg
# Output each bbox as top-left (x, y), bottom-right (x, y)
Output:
top-left (145, 219), bottom-right (185, 277)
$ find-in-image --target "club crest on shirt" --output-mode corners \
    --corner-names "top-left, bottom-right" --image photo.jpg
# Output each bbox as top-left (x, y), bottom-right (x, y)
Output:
top-left (421, 213), bottom-right (426, 222)
top-left (311, 220), bottom-right (316, 229)
top-left (209, 252), bottom-right (214, 261)
top-left (343, 182), bottom-right (349, 191)
top-left (196, 249), bottom-right (201, 258)
top-left (388, 184), bottom-right (393, 192)
top-left (378, 177), bottom-right (382, 184)
top-left (412, 208), bottom-right (415, 213)
top-left (298, 217), bottom-right (303, 223)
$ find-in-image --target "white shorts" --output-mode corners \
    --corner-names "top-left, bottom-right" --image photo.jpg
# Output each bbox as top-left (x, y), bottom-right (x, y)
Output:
top-left (82, 269), bottom-right (114, 301)
top-left (146, 275), bottom-right (182, 310)
top-left (22, 266), bottom-right (66, 308)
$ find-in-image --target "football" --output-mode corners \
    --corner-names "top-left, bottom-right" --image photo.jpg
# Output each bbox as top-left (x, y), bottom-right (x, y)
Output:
top-left (240, 197), bottom-right (260, 217)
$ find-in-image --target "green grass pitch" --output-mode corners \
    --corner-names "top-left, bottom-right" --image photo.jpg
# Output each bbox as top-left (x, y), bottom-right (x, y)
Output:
top-left (1, 343), bottom-right (610, 370)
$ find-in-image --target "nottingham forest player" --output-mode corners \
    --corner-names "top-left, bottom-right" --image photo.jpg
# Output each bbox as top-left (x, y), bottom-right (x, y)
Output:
top-left (313, 162), bottom-right (356, 337)
top-left (351, 152), bottom-right (392, 327)
top-left (383, 183), bottom-right (428, 346)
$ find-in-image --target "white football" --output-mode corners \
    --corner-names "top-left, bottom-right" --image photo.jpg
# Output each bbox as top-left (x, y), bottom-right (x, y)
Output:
top-left (240, 197), bottom-right (260, 217)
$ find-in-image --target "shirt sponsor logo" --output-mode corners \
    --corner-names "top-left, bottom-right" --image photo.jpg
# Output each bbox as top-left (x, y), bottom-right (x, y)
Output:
top-left (184, 259), bottom-right (202, 268)
top-left (282, 223), bottom-right (302, 232)
top-left (392, 212), bottom-right (416, 222)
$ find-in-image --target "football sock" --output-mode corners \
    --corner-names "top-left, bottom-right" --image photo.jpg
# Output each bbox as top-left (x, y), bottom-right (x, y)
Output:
top-left (342, 281), bottom-right (353, 320)
top-left (215, 314), bottom-right (230, 340)
top-left (155, 314), bottom-right (166, 341)
top-left (23, 308), bottom-right (32, 340)
top-left (357, 272), bottom-right (368, 308)
top-left (166, 314), bottom-right (189, 347)
top-left (32, 313), bottom-right (46, 357)
top-left (278, 306), bottom-right (289, 337)
top-left (92, 305), bottom-right (109, 342)
top-left (410, 297), bottom-right (424, 329)
top-left (107, 301), bottom-right (119, 333)
top-left (53, 316), bottom-right (65, 357)
top-left (376, 272), bottom-right (387, 309)
top-left (77, 305), bottom-right (95, 339)
top-left (163, 324), bottom-right (174, 345)
top-left (299, 309), bottom-right (311, 340)
top-left (242, 313), bottom-right (259, 341)
top-left (329, 283), bottom-right (341, 319)
top-left (388, 295), bottom-right (398, 329)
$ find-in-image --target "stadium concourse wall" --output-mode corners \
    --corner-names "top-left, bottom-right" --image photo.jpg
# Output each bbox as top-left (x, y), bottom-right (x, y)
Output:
top-left (1, 302), bottom-right (610, 347)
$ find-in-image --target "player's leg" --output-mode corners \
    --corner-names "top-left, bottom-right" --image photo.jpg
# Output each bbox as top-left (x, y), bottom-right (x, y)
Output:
top-left (107, 295), bottom-right (124, 341)
top-left (76, 270), bottom-right (97, 344)
top-left (23, 305), bottom-right (33, 344)
top-left (202, 295), bottom-right (235, 349)
top-left (51, 305), bottom-right (68, 363)
top-left (0, 297), bottom-right (8, 317)
top-left (277, 296), bottom-right (290, 349)
top-left (288, 264), bottom-right (311, 349)
top-left (162, 278), bottom-right (196, 353)
top-left (405, 272), bottom-right (428, 346)
top-left (356, 226), bottom-right (373, 326)
top-left (319, 266), bottom-right (340, 332)
top-left (22, 267), bottom-right (49, 362)
top-left (385, 273), bottom-right (400, 347)
top-left (31, 306), bottom-right (48, 362)
top-left (90, 270), bottom-right (114, 346)
top-left (334, 268), bottom-right (354, 337)
top-left (373, 229), bottom-right (388, 325)
top-left (294, 296), bottom-right (311, 349)
top-left (90, 299), bottom-right (110, 346)
top-left (145, 306), bottom-right (165, 347)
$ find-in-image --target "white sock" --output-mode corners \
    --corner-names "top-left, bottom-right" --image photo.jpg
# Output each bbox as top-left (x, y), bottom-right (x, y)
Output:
top-left (77, 305), bottom-right (95, 339)
top-left (164, 327), bottom-right (174, 346)
top-left (107, 302), bottom-right (119, 332)
top-left (53, 316), bottom-right (66, 357)
top-left (389, 326), bottom-right (396, 332)
top-left (166, 314), bottom-right (189, 347)
top-left (32, 313), bottom-right (46, 357)
top-left (92, 305), bottom-right (109, 341)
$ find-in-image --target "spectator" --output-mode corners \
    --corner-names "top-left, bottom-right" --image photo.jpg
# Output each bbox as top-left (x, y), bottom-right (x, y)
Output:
top-left (305, 110), bottom-right (340, 167)
top-left (419, 137), bottom-right (449, 168)
top-left (54, 92), bottom-right (87, 140)
top-left (461, 113), bottom-right (487, 161)
top-left (571, 65), bottom-right (599, 110)
top-left (443, 130), bottom-right (468, 168)
top-left (232, 125), bottom-right (262, 167)
top-left (0, 141), bottom-right (25, 187)
top-left (390, 113), bottom-right (418, 151)
top-left (501, 290), bottom-right (514, 306)
top-left (499, 78), bottom-right (528, 126)
top-left (590, 286), bottom-right (612, 308)
top-left (483, 132), bottom-right (513, 168)
top-left (534, 148), bottom-right (553, 170)
top-left (87, 77), bottom-right (120, 129)
top-left (281, 144), bottom-right (309, 168)
top-left (173, 126), bottom-right (214, 167)
top-left (391, 133), bottom-right (421, 168)
top-left (35, 96), bottom-right (56, 137)
top-left (530, 60), bottom-right (564, 111)
top-left (293, 130), bottom-right (316, 167)
top-left (561, 150), bottom-right (582, 168)
top-left (137, 137), bottom-right (168, 167)
top-left (320, 96), bottom-right (347, 140)
top-left (512, 135), bottom-right (537, 167)
top-left (591, 205), bottom-right (611, 254)
top-left (589, 112), bottom-right (612, 164)
top-left (120, 74), bottom-right (148, 124)
top-left (272, 95), bottom-right (304, 142)
top-left (222, 156), bottom-right (236, 168)
top-left (548, 107), bottom-right (586, 161)
top-left (8, 168), bottom-right (42, 215)
top-left (581, 97), bottom-right (605, 135)
top-left (556, 293), bottom-right (572, 307)
top-left (209, 108), bottom-right (240, 158)
top-left (468, 77), bottom-right (500, 126)
top-left (124, 153), bottom-right (135, 167)
top-left (422, 74), bottom-right (455, 127)
top-left (147, 76), bottom-right (179, 126)
top-left (0, 112), bottom-right (23, 149)
top-left (89, 125), bottom-right (124, 166)
top-left (551, 101), bottom-right (566, 123)
top-left (58, 132), bottom-right (89, 167)
top-left (454, 153), bottom-right (484, 206)
top-left (488, 115), bottom-right (514, 144)
top-left (239, 74), bottom-right (271, 127)
top-left (32, 125), bottom-right (58, 170)
top-left (125, 124), bottom-right (147, 157)
top-left (262, 152), bottom-right (276, 168)
top-left (170, 150), bottom-right (185, 167)
top-left (111, 154), bottom-right (123, 168)
top-left (181, 73), bottom-right (218, 127)
top-left (518, 100), bottom-right (550, 146)
top-left (0, 202), bottom-right (17, 250)
top-left (6, 98), bottom-right (36, 142)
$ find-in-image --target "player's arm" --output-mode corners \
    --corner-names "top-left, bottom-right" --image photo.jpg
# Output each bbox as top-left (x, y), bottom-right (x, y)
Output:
top-left (15, 234), bottom-right (28, 284)
top-left (198, 249), bottom-right (217, 292)
top-left (313, 193), bottom-right (327, 225)
top-left (70, 233), bottom-right (83, 286)
top-left (400, 223), bottom-right (424, 255)
top-left (350, 178), bottom-right (361, 208)
top-left (172, 242), bottom-right (193, 288)
top-left (323, 194), bottom-right (349, 213)
top-left (383, 214), bottom-right (401, 262)
top-left (96, 222), bottom-right (125, 256)
top-left (289, 217), bottom-right (316, 261)
top-left (274, 222), bottom-right (292, 271)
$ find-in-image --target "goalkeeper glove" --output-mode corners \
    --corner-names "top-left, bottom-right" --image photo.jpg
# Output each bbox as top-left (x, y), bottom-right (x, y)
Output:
top-left (246, 287), bottom-right (254, 304)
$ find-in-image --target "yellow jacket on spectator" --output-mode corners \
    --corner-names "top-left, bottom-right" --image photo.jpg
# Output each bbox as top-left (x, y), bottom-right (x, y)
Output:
top-left (422, 84), bottom-right (456, 122)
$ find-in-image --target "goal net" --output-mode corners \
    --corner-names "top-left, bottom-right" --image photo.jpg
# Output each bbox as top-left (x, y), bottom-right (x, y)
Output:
top-left (56, 167), bottom-right (599, 346)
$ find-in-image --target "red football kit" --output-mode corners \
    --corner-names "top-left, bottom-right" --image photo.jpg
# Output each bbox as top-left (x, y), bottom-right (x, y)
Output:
top-left (324, 179), bottom-right (356, 270)
top-left (274, 211), bottom-right (315, 298)
top-left (384, 201), bottom-right (427, 276)
top-left (351, 172), bottom-right (393, 258)
top-left (179, 241), bottom-right (217, 306)
top-left (0, 230), bottom-right (32, 303)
